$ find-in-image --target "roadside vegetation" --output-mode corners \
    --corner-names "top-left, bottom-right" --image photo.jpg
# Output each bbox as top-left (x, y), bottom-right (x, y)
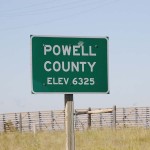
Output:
top-left (0, 128), bottom-right (150, 150)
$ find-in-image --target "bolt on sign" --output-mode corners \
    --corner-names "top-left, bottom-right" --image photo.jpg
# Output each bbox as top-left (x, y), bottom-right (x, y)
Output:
top-left (31, 36), bottom-right (109, 93)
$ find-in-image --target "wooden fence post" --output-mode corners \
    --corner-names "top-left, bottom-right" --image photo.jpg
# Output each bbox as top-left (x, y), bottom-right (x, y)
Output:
top-left (135, 107), bottom-right (138, 126)
top-left (51, 111), bottom-right (55, 130)
top-left (19, 113), bottom-right (22, 132)
top-left (28, 112), bottom-right (32, 131)
top-left (3, 114), bottom-right (6, 132)
top-left (88, 107), bottom-right (91, 129)
top-left (39, 111), bottom-right (42, 130)
top-left (15, 113), bottom-right (18, 130)
top-left (146, 107), bottom-right (149, 129)
top-left (100, 113), bottom-right (103, 128)
top-left (123, 108), bottom-right (126, 127)
top-left (113, 105), bottom-right (116, 129)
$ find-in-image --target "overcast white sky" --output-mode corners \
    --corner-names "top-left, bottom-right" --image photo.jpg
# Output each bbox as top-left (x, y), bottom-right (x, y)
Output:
top-left (0, 0), bottom-right (150, 113)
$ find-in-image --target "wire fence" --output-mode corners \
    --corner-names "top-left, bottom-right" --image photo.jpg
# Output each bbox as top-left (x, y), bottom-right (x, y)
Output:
top-left (0, 106), bottom-right (150, 132)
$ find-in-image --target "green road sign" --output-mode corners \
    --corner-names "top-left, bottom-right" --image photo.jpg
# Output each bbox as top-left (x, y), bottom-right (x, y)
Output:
top-left (31, 36), bottom-right (109, 93)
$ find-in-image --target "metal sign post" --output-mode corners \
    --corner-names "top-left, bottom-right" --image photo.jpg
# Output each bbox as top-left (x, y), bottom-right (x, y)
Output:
top-left (65, 94), bottom-right (75, 150)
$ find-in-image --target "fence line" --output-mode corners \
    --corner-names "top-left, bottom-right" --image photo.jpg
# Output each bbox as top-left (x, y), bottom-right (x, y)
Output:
top-left (0, 106), bottom-right (150, 132)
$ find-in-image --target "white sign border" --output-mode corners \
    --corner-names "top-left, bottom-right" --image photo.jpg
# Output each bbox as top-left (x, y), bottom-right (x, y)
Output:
top-left (30, 35), bottom-right (109, 94)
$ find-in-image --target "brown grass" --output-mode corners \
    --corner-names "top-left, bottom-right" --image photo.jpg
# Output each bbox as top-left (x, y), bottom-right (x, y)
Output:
top-left (0, 128), bottom-right (150, 150)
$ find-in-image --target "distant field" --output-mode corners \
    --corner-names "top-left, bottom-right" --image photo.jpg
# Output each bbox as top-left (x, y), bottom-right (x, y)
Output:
top-left (0, 128), bottom-right (150, 150)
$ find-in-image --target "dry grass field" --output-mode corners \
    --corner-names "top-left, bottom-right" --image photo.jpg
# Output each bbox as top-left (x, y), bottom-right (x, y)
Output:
top-left (0, 128), bottom-right (150, 150)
